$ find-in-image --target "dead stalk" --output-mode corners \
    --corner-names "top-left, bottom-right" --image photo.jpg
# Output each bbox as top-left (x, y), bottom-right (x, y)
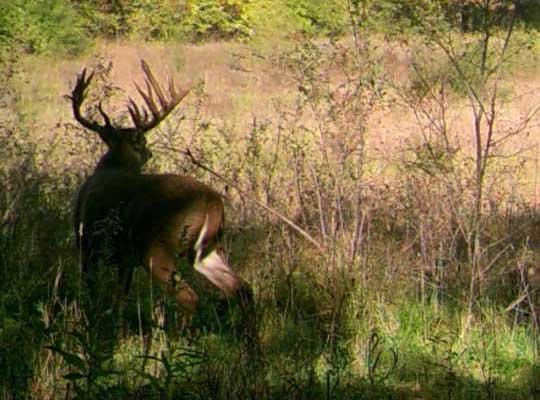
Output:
top-left (183, 148), bottom-right (326, 253)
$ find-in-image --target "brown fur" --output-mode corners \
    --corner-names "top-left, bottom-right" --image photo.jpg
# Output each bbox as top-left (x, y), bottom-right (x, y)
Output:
top-left (76, 169), bottom-right (234, 311)
top-left (72, 61), bottom-right (251, 313)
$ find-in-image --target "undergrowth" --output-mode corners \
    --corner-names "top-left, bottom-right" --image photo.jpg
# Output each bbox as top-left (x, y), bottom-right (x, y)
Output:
top-left (2, 4), bottom-right (540, 400)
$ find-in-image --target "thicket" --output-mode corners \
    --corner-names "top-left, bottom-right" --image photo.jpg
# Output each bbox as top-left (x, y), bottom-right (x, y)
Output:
top-left (0, 0), bottom-right (341, 56)
top-left (1, 0), bottom-right (539, 58)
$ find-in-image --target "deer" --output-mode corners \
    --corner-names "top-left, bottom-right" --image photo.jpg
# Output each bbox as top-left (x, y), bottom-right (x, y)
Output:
top-left (70, 60), bottom-right (252, 320)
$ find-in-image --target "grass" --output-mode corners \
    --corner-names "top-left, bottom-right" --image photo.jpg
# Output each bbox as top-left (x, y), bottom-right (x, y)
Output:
top-left (2, 31), bottom-right (540, 399)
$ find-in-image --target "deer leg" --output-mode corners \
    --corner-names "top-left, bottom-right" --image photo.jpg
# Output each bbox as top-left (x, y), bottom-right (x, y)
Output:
top-left (112, 261), bottom-right (135, 337)
top-left (117, 251), bottom-right (138, 296)
top-left (144, 244), bottom-right (199, 312)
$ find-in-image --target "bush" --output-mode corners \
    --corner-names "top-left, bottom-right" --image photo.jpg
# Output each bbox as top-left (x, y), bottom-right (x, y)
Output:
top-left (182, 0), bottom-right (252, 41)
top-left (75, 0), bottom-right (252, 42)
top-left (285, 0), bottom-right (347, 36)
top-left (127, 0), bottom-right (189, 41)
top-left (0, 0), bottom-right (88, 56)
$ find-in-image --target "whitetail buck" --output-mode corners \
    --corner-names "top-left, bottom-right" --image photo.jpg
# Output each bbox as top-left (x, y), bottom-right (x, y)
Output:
top-left (70, 60), bottom-right (252, 315)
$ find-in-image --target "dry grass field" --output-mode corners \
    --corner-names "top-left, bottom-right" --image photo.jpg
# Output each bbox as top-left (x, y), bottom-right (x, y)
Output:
top-left (15, 38), bottom-right (540, 202)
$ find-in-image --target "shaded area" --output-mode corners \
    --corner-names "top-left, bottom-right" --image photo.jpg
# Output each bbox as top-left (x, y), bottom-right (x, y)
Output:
top-left (2, 171), bottom-right (540, 399)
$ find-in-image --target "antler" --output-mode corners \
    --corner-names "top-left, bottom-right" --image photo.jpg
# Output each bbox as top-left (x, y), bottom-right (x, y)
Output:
top-left (127, 60), bottom-right (190, 133)
top-left (68, 68), bottom-right (114, 140)
top-left (69, 60), bottom-right (189, 137)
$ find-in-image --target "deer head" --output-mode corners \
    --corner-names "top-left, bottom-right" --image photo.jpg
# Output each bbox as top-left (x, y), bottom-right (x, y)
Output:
top-left (68, 60), bottom-right (189, 173)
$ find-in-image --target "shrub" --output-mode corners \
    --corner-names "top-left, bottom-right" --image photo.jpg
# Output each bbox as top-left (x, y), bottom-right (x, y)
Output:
top-left (127, 0), bottom-right (189, 41)
top-left (181, 0), bottom-right (252, 41)
top-left (0, 0), bottom-right (88, 56)
top-left (285, 0), bottom-right (347, 36)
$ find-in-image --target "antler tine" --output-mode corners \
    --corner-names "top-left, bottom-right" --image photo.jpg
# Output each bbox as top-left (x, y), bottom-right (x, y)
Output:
top-left (70, 68), bottom-right (89, 101)
top-left (129, 59), bottom-right (191, 133)
top-left (97, 102), bottom-right (113, 128)
top-left (141, 60), bottom-right (168, 110)
top-left (128, 99), bottom-right (149, 128)
top-left (70, 69), bottom-right (94, 127)
top-left (127, 100), bottom-right (140, 127)
top-left (168, 76), bottom-right (183, 103)
top-left (136, 80), bottom-right (160, 119)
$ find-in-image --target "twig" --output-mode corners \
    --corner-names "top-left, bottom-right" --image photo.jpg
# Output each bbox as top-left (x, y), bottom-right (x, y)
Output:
top-left (183, 149), bottom-right (325, 253)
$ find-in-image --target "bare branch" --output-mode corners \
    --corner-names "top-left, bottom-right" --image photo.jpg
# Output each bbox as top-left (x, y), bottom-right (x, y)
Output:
top-left (183, 149), bottom-right (326, 253)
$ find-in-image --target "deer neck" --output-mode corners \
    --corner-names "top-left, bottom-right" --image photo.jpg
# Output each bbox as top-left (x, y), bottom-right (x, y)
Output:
top-left (95, 152), bottom-right (143, 175)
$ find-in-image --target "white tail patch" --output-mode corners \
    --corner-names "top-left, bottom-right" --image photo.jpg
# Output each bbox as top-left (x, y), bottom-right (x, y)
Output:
top-left (194, 248), bottom-right (241, 296)
top-left (194, 214), bottom-right (209, 266)
top-left (192, 215), bottom-right (242, 296)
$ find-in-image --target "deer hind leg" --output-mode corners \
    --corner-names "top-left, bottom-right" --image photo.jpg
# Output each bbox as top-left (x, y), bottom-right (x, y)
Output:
top-left (144, 244), bottom-right (199, 313)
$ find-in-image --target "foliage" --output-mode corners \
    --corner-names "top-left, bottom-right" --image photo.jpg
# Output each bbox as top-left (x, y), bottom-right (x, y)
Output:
top-left (0, 0), bottom-right (88, 56)
top-left (127, 0), bottom-right (188, 41)
top-left (283, 0), bottom-right (348, 36)
top-left (181, 0), bottom-right (252, 41)
top-left (72, 0), bottom-right (131, 38)
top-left (1, 0), bottom-right (539, 55)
